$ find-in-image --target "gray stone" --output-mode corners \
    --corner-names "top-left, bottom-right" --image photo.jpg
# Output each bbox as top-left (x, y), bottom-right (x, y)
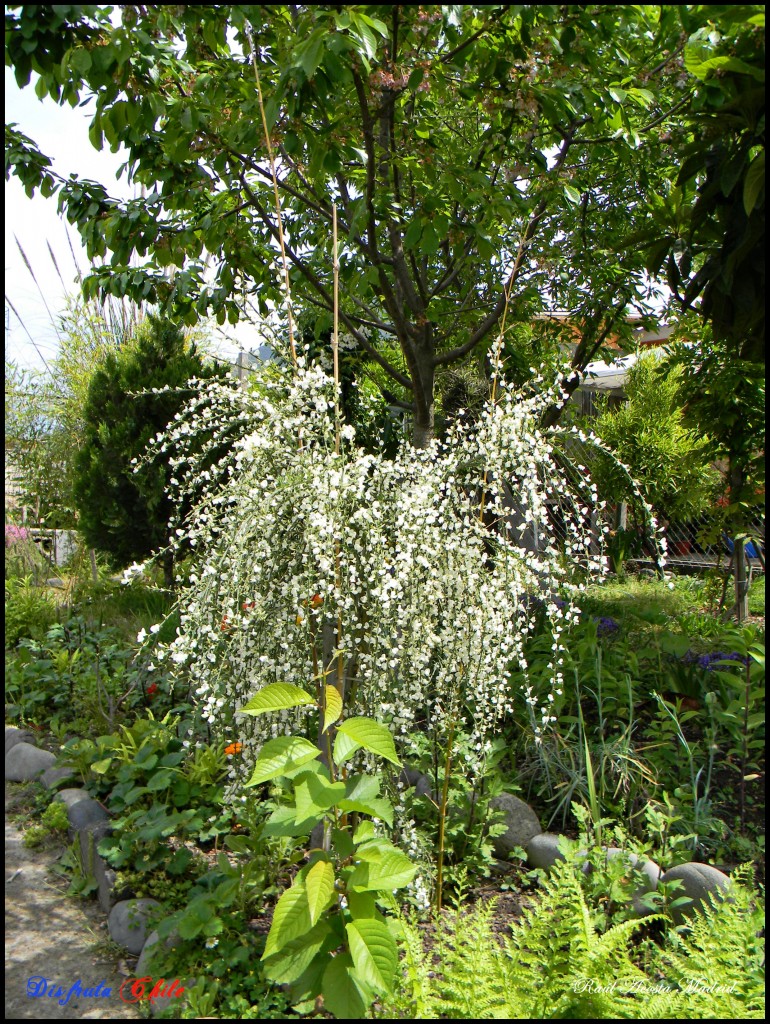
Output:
top-left (400, 767), bottom-right (435, 801)
top-left (77, 822), bottom-right (116, 912)
top-left (5, 727), bottom-right (33, 755)
top-left (661, 862), bottom-right (732, 923)
top-left (40, 764), bottom-right (76, 789)
top-left (587, 848), bottom-right (663, 917)
top-left (67, 797), bottom-right (110, 833)
top-left (54, 787), bottom-right (91, 809)
top-left (526, 832), bottom-right (567, 870)
top-left (5, 741), bottom-right (56, 781)
top-left (108, 899), bottom-right (162, 955)
top-left (136, 927), bottom-right (183, 976)
top-left (45, 577), bottom-right (66, 588)
top-left (489, 793), bottom-right (542, 857)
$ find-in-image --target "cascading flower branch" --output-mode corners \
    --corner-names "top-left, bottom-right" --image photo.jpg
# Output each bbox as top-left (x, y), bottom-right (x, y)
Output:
top-left (138, 357), bottom-right (661, 795)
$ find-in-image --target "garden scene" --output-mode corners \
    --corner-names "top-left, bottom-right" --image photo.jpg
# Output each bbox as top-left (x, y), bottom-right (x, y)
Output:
top-left (4, 5), bottom-right (765, 1020)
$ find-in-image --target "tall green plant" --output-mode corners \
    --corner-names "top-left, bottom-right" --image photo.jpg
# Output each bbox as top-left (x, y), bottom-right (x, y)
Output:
top-left (237, 682), bottom-right (414, 1018)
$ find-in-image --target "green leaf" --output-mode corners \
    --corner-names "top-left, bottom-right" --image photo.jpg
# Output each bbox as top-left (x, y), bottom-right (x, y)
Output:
top-left (261, 804), bottom-right (311, 838)
top-left (348, 846), bottom-right (417, 892)
top-left (306, 859), bottom-right (336, 925)
top-left (563, 185), bottom-right (582, 205)
top-left (334, 718), bottom-right (401, 767)
top-left (262, 920), bottom-right (332, 984)
top-left (346, 918), bottom-right (398, 993)
top-left (294, 772), bottom-right (346, 826)
top-left (321, 953), bottom-right (370, 1019)
top-left (333, 729), bottom-right (363, 765)
top-left (239, 682), bottom-right (315, 716)
top-left (294, 29), bottom-right (326, 79)
top-left (338, 796), bottom-right (394, 827)
top-left (263, 884), bottom-right (311, 960)
top-left (245, 736), bottom-right (320, 787)
top-left (322, 684), bottom-right (343, 733)
top-left (743, 151), bottom-right (765, 216)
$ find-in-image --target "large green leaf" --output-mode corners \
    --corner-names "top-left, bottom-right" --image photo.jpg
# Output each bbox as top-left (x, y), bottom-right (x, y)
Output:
top-left (245, 736), bottom-right (320, 787)
top-left (347, 845), bottom-right (417, 892)
top-left (238, 682), bottom-right (315, 716)
top-left (321, 953), bottom-right (371, 1019)
top-left (306, 859), bottom-right (336, 926)
top-left (262, 919), bottom-right (332, 984)
top-left (337, 795), bottom-right (394, 827)
top-left (294, 771), bottom-right (346, 826)
top-left (261, 804), bottom-right (316, 838)
top-left (334, 718), bottom-right (401, 767)
top-left (262, 884), bottom-right (311, 959)
top-left (346, 918), bottom-right (398, 993)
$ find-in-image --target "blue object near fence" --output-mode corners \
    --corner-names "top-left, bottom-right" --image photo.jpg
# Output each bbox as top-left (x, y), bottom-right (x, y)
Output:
top-left (724, 535), bottom-right (761, 558)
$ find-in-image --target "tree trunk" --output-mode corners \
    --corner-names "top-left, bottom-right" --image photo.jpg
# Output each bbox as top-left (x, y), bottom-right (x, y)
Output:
top-left (410, 340), bottom-right (435, 449)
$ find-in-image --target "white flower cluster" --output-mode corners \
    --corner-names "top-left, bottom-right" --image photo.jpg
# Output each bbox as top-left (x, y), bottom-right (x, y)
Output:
top-left (143, 361), bottom-right (626, 796)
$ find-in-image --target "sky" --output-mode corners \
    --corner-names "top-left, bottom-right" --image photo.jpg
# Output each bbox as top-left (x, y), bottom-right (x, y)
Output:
top-left (5, 66), bottom-right (257, 375)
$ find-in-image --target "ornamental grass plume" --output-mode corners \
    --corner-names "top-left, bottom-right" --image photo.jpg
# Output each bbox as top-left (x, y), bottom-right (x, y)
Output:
top-left (139, 356), bottom-right (662, 799)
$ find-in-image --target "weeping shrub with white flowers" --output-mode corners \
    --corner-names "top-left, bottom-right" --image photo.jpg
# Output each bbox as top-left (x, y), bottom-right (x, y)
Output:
top-left (137, 355), bottom-right (642, 789)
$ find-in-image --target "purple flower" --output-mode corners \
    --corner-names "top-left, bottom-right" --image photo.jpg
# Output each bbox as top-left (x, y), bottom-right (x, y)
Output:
top-left (594, 616), bottom-right (620, 637)
top-left (682, 649), bottom-right (749, 672)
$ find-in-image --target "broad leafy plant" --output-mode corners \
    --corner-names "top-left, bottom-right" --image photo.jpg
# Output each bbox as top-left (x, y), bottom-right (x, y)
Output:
top-left (237, 681), bottom-right (415, 1019)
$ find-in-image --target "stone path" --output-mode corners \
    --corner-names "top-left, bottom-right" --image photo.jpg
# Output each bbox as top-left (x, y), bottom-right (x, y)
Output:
top-left (5, 784), bottom-right (141, 1020)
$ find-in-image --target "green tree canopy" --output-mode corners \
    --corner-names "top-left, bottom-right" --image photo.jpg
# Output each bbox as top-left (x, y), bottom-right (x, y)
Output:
top-left (73, 314), bottom-right (223, 583)
top-left (5, 4), bottom-right (727, 445)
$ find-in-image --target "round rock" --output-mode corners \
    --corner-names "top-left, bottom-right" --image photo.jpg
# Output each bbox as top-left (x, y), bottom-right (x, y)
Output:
top-left (489, 794), bottom-right (542, 857)
top-left (5, 741), bottom-right (56, 781)
top-left (108, 899), bottom-right (162, 954)
top-left (661, 862), bottom-right (732, 923)
top-left (5, 727), bottom-right (34, 755)
top-left (526, 832), bottom-right (567, 871)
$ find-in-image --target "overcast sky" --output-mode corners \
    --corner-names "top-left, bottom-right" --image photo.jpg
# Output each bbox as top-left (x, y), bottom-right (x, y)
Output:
top-left (5, 66), bottom-right (256, 375)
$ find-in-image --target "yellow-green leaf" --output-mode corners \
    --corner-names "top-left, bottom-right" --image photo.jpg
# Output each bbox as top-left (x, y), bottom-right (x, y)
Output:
top-left (262, 884), bottom-right (311, 959)
top-left (335, 718), bottom-right (401, 767)
top-left (306, 859), bottom-right (336, 926)
top-left (346, 918), bottom-right (398, 993)
top-left (238, 682), bottom-right (315, 716)
top-left (245, 736), bottom-right (320, 787)
top-left (322, 684), bottom-right (343, 733)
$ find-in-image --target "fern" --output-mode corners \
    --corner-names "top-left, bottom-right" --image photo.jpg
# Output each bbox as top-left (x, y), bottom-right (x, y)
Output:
top-left (645, 863), bottom-right (765, 1020)
top-left (383, 859), bottom-right (765, 1020)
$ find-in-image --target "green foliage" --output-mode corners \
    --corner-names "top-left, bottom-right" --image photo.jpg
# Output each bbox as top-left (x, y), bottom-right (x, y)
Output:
top-left (4, 575), bottom-right (60, 649)
top-left (5, 613), bottom-right (169, 732)
top-left (22, 799), bottom-right (70, 848)
top-left (399, 730), bottom-right (510, 891)
top-left (73, 314), bottom-right (222, 579)
top-left (5, 4), bottom-right (712, 442)
top-left (5, 291), bottom-right (141, 530)
top-left (590, 355), bottom-right (720, 521)
top-left (236, 684), bottom-right (414, 1018)
top-left (384, 856), bottom-right (765, 1019)
top-left (57, 713), bottom-right (232, 876)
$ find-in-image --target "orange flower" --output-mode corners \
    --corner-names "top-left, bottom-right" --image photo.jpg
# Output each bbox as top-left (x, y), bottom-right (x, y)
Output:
top-left (224, 741), bottom-right (243, 756)
top-left (310, 593), bottom-right (323, 609)
top-left (220, 615), bottom-right (231, 632)
top-left (242, 601), bottom-right (256, 611)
